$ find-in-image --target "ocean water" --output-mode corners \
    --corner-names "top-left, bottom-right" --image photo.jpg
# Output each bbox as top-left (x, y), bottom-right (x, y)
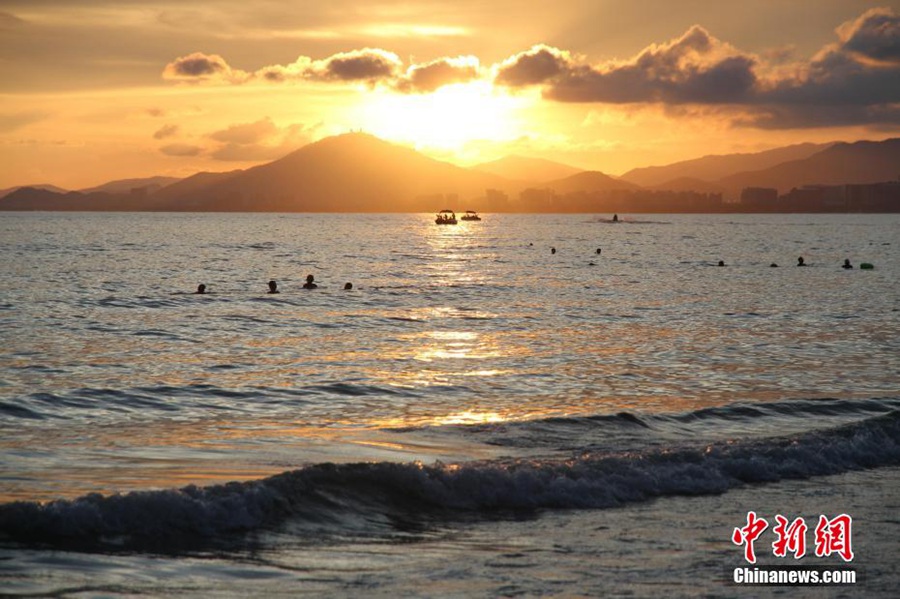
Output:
top-left (0, 212), bottom-right (898, 597)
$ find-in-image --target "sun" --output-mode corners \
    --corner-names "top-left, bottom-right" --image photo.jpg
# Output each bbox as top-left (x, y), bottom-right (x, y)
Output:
top-left (359, 81), bottom-right (525, 152)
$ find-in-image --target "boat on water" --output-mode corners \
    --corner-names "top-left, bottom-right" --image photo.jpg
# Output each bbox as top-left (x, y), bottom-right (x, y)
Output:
top-left (435, 209), bottom-right (457, 225)
top-left (460, 210), bottom-right (482, 221)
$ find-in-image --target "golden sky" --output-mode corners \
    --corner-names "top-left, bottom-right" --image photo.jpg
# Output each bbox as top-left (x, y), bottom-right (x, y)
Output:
top-left (1, 0), bottom-right (899, 189)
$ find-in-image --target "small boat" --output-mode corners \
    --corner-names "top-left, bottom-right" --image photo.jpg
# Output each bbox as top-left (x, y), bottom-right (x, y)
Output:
top-left (435, 209), bottom-right (457, 225)
top-left (460, 210), bottom-right (481, 221)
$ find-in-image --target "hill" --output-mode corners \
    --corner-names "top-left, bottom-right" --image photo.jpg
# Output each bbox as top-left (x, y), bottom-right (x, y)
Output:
top-left (0, 183), bottom-right (67, 199)
top-left (472, 155), bottom-right (583, 184)
top-left (0, 187), bottom-right (175, 211)
top-left (718, 138), bottom-right (900, 195)
top-left (153, 133), bottom-right (512, 212)
top-left (648, 177), bottom-right (725, 194)
top-left (621, 142), bottom-right (833, 187)
top-left (543, 170), bottom-right (641, 194)
top-left (80, 176), bottom-right (181, 195)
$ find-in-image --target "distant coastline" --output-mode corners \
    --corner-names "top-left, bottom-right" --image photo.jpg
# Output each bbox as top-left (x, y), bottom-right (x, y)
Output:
top-left (2, 133), bottom-right (898, 213)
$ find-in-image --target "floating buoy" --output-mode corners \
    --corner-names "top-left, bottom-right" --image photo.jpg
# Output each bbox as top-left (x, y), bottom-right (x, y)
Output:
top-left (860, 263), bottom-right (874, 270)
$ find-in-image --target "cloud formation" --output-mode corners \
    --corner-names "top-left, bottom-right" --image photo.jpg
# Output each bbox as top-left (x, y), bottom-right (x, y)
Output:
top-left (159, 143), bottom-right (204, 157)
top-left (152, 124), bottom-right (179, 140)
top-left (206, 118), bottom-right (317, 162)
top-left (838, 7), bottom-right (900, 64)
top-left (397, 56), bottom-right (480, 93)
top-left (495, 45), bottom-right (572, 87)
top-left (159, 7), bottom-right (900, 130)
top-left (166, 48), bottom-right (475, 92)
top-left (496, 27), bottom-right (758, 104)
top-left (492, 8), bottom-right (900, 129)
top-left (162, 52), bottom-right (248, 83)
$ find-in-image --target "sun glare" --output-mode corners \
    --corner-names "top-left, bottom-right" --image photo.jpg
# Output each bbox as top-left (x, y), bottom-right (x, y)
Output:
top-left (361, 81), bottom-right (524, 151)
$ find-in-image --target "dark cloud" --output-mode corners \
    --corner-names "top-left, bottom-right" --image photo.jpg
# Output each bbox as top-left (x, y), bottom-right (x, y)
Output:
top-left (734, 104), bottom-right (900, 130)
top-left (765, 47), bottom-right (900, 107)
top-left (750, 8), bottom-right (900, 129)
top-left (162, 52), bottom-right (245, 82)
top-left (159, 143), bottom-right (204, 157)
top-left (308, 48), bottom-right (401, 82)
top-left (493, 9), bottom-right (900, 130)
top-left (839, 7), bottom-right (900, 64)
top-left (397, 56), bottom-right (479, 92)
top-left (503, 27), bottom-right (758, 105)
top-left (495, 44), bottom-right (572, 86)
top-left (152, 124), bottom-right (179, 140)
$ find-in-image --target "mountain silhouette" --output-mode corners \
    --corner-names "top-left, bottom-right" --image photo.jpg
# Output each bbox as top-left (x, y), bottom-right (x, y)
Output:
top-left (543, 170), bottom-right (641, 194)
top-left (80, 176), bottom-right (181, 195)
top-left (155, 133), bottom-right (511, 212)
top-left (717, 138), bottom-right (900, 195)
top-left (647, 177), bottom-right (725, 194)
top-left (472, 155), bottom-right (584, 184)
top-left (621, 142), bottom-right (833, 187)
top-left (2, 134), bottom-right (898, 212)
top-left (0, 183), bottom-right (67, 199)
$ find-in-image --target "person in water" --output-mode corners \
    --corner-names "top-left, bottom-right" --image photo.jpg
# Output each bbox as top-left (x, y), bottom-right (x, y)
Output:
top-left (551, 247), bottom-right (556, 255)
top-left (797, 256), bottom-right (806, 266)
top-left (843, 259), bottom-right (853, 269)
top-left (596, 248), bottom-right (602, 255)
top-left (267, 280), bottom-right (279, 294)
top-left (718, 260), bottom-right (725, 267)
top-left (612, 214), bottom-right (619, 222)
top-left (195, 284), bottom-right (207, 294)
top-left (344, 282), bottom-right (353, 290)
top-left (303, 274), bottom-right (318, 289)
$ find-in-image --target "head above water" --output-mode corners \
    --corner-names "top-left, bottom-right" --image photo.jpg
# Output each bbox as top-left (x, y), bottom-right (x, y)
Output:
top-left (268, 280), bottom-right (278, 293)
top-left (344, 282), bottom-right (353, 290)
top-left (196, 284), bottom-right (206, 294)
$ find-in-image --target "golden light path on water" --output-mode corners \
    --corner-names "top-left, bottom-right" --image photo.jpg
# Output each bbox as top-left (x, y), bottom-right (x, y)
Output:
top-left (2, 212), bottom-right (898, 502)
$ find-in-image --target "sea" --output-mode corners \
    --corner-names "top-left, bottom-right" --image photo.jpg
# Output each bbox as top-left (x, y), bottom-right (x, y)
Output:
top-left (0, 212), bottom-right (898, 598)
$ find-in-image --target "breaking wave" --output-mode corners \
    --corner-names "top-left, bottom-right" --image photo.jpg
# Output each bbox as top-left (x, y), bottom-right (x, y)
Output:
top-left (1, 410), bottom-right (897, 550)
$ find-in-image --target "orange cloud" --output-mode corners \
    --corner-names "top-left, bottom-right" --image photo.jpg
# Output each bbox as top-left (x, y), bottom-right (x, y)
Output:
top-left (153, 124), bottom-right (179, 140)
top-left (159, 143), bottom-right (204, 157)
top-left (492, 8), bottom-right (900, 129)
top-left (396, 56), bottom-right (480, 93)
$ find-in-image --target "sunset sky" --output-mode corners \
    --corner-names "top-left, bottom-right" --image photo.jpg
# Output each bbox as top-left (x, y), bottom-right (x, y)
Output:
top-left (2, 0), bottom-right (899, 189)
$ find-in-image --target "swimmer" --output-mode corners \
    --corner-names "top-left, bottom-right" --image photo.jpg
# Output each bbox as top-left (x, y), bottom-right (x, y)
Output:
top-left (344, 282), bottom-right (353, 290)
top-left (195, 284), bottom-right (207, 294)
top-left (797, 256), bottom-right (806, 266)
top-left (267, 280), bottom-right (279, 294)
top-left (770, 263), bottom-right (779, 267)
top-left (718, 261), bottom-right (725, 267)
top-left (596, 248), bottom-right (602, 255)
top-left (303, 274), bottom-right (318, 289)
top-left (551, 247), bottom-right (556, 255)
top-left (842, 259), bottom-right (853, 269)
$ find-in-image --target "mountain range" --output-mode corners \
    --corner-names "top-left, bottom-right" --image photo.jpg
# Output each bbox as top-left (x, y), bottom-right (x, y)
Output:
top-left (2, 133), bottom-right (898, 212)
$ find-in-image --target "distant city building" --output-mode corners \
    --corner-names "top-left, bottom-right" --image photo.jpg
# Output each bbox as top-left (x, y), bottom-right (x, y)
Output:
top-left (740, 187), bottom-right (778, 208)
